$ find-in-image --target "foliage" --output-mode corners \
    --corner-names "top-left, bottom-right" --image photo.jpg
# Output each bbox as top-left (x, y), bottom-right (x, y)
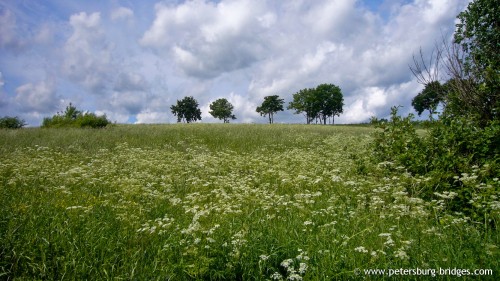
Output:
top-left (0, 124), bottom-right (498, 280)
top-left (315, 83), bottom-right (344, 124)
top-left (209, 98), bottom-right (236, 123)
top-left (409, 0), bottom-right (499, 124)
top-left (371, 107), bottom-right (500, 225)
top-left (42, 103), bottom-right (110, 128)
top-left (455, 0), bottom-right (499, 105)
top-left (288, 88), bottom-right (317, 124)
top-left (411, 81), bottom-right (445, 117)
top-left (0, 116), bottom-right (26, 129)
top-left (371, 107), bottom-right (427, 174)
top-left (170, 96), bottom-right (202, 123)
top-left (256, 95), bottom-right (284, 124)
top-left (288, 84), bottom-right (344, 124)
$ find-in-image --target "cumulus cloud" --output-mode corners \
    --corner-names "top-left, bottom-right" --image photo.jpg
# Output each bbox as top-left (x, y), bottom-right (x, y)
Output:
top-left (141, 0), bottom-right (270, 78)
top-left (0, 8), bottom-right (27, 52)
top-left (62, 12), bottom-right (114, 93)
top-left (111, 7), bottom-right (134, 21)
top-left (0, 0), bottom-right (471, 125)
top-left (135, 111), bottom-right (169, 124)
top-left (0, 72), bottom-right (7, 108)
top-left (14, 79), bottom-right (60, 113)
top-left (114, 72), bottom-right (148, 92)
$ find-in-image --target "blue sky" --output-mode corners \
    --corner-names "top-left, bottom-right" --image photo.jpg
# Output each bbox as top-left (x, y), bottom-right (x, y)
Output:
top-left (0, 0), bottom-right (469, 125)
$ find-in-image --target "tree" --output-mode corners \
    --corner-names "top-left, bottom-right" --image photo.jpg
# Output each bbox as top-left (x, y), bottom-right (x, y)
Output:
top-left (411, 81), bottom-right (444, 117)
top-left (209, 98), bottom-right (236, 123)
top-left (288, 88), bottom-right (318, 124)
top-left (256, 95), bottom-right (284, 124)
top-left (0, 116), bottom-right (26, 129)
top-left (288, 84), bottom-right (344, 124)
top-left (64, 103), bottom-right (82, 120)
top-left (170, 96), bottom-right (202, 123)
top-left (454, 0), bottom-right (499, 123)
top-left (315, 83), bottom-right (344, 124)
top-left (410, 0), bottom-right (499, 124)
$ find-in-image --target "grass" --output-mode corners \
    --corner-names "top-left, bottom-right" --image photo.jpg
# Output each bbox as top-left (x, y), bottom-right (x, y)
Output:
top-left (0, 124), bottom-right (498, 280)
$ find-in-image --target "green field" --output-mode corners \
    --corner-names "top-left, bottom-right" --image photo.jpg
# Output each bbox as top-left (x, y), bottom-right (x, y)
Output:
top-left (0, 125), bottom-right (498, 280)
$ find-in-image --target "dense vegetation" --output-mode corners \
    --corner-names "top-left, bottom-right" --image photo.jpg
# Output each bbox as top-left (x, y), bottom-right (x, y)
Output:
top-left (386, 0), bottom-right (500, 227)
top-left (0, 116), bottom-right (26, 129)
top-left (0, 125), bottom-right (498, 280)
top-left (42, 103), bottom-right (111, 128)
top-left (0, 1), bottom-right (497, 279)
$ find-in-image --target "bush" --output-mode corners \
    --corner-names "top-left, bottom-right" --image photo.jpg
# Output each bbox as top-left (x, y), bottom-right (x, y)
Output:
top-left (76, 113), bottom-right (110, 128)
top-left (42, 103), bottom-right (111, 128)
top-left (0, 116), bottom-right (26, 129)
top-left (372, 107), bottom-right (500, 225)
top-left (371, 107), bottom-right (428, 174)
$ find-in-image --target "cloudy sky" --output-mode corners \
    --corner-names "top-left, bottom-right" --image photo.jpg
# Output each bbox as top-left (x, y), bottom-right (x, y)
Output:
top-left (0, 0), bottom-right (469, 126)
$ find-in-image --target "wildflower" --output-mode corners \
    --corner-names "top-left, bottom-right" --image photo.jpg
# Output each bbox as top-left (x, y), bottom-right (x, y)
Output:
top-left (298, 262), bottom-right (308, 274)
top-left (303, 221), bottom-right (313, 226)
top-left (259, 254), bottom-right (270, 261)
top-left (287, 273), bottom-right (303, 281)
top-left (355, 246), bottom-right (368, 253)
top-left (394, 248), bottom-right (409, 260)
top-left (66, 206), bottom-right (84, 210)
top-left (384, 237), bottom-right (395, 247)
top-left (270, 272), bottom-right (283, 280)
top-left (280, 259), bottom-right (294, 269)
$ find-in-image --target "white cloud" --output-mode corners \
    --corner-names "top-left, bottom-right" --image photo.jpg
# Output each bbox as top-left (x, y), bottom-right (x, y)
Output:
top-left (15, 79), bottom-right (60, 113)
top-left (62, 12), bottom-right (114, 93)
top-left (141, 0), bottom-right (270, 78)
top-left (111, 7), bottom-right (134, 21)
top-left (0, 9), bottom-right (26, 52)
top-left (114, 72), bottom-right (148, 92)
top-left (0, 0), bottom-right (471, 125)
top-left (0, 72), bottom-right (7, 108)
top-left (135, 111), bottom-right (169, 124)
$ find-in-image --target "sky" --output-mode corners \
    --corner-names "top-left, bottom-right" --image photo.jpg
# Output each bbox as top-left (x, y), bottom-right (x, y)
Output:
top-left (0, 0), bottom-right (470, 126)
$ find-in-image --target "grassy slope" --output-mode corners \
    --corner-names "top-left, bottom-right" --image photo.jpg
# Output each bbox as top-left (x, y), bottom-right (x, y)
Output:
top-left (0, 124), bottom-right (498, 280)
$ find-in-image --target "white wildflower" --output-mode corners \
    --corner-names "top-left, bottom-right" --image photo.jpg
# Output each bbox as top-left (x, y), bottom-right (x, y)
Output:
top-left (354, 246), bottom-right (368, 253)
top-left (259, 254), bottom-right (270, 261)
top-left (280, 259), bottom-right (294, 269)
top-left (270, 272), bottom-right (283, 280)
top-left (298, 262), bottom-right (308, 274)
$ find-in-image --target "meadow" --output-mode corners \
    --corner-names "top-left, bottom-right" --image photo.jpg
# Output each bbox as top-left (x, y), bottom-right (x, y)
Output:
top-left (0, 124), bottom-right (498, 280)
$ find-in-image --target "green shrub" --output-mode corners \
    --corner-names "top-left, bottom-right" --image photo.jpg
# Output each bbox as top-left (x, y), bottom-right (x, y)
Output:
top-left (371, 107), bottom-right (428, 174)
top-left (372, 108), bottom-right (500, 225)
top-left (0, 116), bottom-right (26, 129)
top-left (42, 103), bottom-right (110, 128)
top-left (76, 113), bottom-right (110, 128)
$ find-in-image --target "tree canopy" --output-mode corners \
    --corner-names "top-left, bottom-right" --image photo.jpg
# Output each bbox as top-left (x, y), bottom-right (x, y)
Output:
top-left (209, 98), bottom-right (236, 123)
top-left (453, 0), bottom-right (499, 123)
top-left (170, 96), bottom-right (202, 123)
top-left (256, 95), bottom-right (284, 124)
top-left (0, 116), bottom-right (26, 129)
top-left (411, 81), bottom-right (444, 117)
top-left (288, 84), bottom-right (344, 124)
top-left (288, 88), bottom-right (317, 124)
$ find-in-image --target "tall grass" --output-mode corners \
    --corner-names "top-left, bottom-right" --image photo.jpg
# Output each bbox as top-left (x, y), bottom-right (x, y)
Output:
top-left (0, 124), bottom-right (497, 280)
